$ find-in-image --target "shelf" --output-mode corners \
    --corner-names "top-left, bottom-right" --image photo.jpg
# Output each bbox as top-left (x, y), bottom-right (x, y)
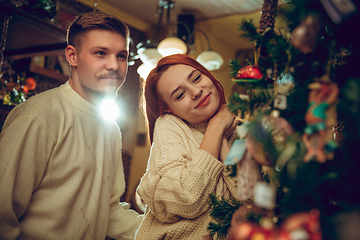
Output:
top-left (1, 4), bottom-right (67, 60)
top-left (29, 64), bottom-right (69, 83)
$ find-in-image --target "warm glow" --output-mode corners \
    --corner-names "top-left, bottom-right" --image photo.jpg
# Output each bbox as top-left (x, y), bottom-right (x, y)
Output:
top-left (137, 47), bottom-right (162, 65)
top-left (100, 98), bottom-right (119, 121)
top-left (157, 37), bottom-right (187, 57)
top-left (196, 50), bottom-right (224, 71)
top-left (137, 63), bottom-right (156, 80)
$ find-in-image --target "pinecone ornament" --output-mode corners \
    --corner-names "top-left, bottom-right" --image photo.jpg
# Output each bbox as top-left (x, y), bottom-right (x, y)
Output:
top-left (259, 0), bottom-right (279, 34)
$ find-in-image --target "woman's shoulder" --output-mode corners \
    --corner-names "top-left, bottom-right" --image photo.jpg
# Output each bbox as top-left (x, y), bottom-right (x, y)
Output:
top-left (153, 114), bottom-right (190, 137)
top-left (155, 114), bottom-right (185, 126)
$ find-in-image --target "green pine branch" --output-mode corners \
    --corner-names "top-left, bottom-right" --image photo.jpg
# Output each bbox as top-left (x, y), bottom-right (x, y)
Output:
top-left (207, 194), bottom-right (248, 239)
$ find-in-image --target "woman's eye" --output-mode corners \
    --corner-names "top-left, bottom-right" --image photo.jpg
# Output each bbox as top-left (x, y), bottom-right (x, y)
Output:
top-left (118, 54), bottom-right (126, 59)
top-left (176, 92), bottom-right (185, 100)
top-left (193, 75), bottom-right (201, 83)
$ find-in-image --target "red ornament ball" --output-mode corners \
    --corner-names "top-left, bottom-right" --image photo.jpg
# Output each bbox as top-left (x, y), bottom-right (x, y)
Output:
top-left (25, 77), bottom-right (37, 90)
top-left (235, 65), bottom-right (264, 79)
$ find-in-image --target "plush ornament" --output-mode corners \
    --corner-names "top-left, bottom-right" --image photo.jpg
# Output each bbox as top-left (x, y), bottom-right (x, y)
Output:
top-left (302, 76), bottom-right (339, 163)
top-left (291, 14), bottom-right (322, 54)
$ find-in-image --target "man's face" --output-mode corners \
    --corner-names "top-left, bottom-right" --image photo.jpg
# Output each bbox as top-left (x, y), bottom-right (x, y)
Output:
top-left (68, 29), bottom-right (128, 103)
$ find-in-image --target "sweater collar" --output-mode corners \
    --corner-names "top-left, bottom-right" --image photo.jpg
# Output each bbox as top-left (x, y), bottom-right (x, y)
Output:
top-left (61, 81), bottom-right (98, 116)
top-left (186, 120), bottom-right (208, 134)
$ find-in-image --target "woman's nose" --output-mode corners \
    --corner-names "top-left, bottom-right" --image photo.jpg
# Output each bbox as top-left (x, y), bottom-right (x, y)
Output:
top-left (192, 88), bottom-right (202, 100)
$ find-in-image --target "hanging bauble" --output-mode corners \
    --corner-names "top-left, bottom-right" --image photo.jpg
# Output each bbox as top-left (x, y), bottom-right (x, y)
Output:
top-left (25, 77), bottom-right (37, 91)
top-left (247, 115), bottom-right (295, 166)
top-left (280, 209), bottom-right (322, 240)
top-left (232, 65), bottom-right (268, 88)
top-left (229, 202), bottom-right (275, 240)
top-left (235, 65), bottom-right (264, 80)
top-left (291, 14), bottom-right (322, 54)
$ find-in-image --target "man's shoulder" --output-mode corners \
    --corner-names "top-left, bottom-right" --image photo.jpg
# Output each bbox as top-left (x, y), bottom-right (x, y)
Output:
top-left (6, 85), bottom-right (67, 121)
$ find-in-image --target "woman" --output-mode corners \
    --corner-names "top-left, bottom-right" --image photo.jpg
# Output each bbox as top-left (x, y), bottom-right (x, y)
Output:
top-left (135, 54), bottom-right (242, 239)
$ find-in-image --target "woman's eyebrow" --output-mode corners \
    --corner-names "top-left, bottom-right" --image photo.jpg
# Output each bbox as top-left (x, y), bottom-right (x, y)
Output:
top-left (170, 69), bottom-right (199, 99)
top-left (188, 69), bottom-right (197, 80)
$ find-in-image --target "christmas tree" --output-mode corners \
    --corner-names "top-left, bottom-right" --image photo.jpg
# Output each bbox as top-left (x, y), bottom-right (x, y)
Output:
top-left (208, 0), bottom-right (360, 239)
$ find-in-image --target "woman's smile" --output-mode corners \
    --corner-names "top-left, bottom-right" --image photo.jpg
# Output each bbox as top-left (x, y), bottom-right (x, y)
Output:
top-left (196, 94), bottom-right (211, 108)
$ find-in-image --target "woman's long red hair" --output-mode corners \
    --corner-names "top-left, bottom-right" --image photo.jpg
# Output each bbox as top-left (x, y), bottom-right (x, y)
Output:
top-left (142, 54), bottom-right (226, 144)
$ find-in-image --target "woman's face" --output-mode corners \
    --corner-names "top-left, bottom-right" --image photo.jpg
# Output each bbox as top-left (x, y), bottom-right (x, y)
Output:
top-left (156, 64), bottom-right (220, 124)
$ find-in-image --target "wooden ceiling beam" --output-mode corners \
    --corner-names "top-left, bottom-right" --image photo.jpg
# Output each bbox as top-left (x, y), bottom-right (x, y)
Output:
top-left (76, 0), bottom-right (152, 33)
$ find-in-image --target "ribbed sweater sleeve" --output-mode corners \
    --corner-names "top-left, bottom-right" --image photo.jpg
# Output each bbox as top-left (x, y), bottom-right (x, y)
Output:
top-left (137, 115), bottom-right (230, 223)
top-left (0, 114), bottom-right (54, 239)
top-left (107, 138), bottom-right (144, 239)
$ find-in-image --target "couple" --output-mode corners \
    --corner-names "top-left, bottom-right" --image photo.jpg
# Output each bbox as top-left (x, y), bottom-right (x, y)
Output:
top-left (0, 11), bottom-right (260, 240)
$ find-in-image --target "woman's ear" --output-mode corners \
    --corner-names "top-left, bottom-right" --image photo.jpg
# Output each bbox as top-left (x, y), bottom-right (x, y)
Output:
top-left (65, 45), bottom-right (77, 67)
top-left (164, 109), bottom-right (172, 114)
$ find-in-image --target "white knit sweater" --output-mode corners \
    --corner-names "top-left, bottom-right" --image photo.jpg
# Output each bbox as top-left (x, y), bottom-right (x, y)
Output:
top-left (135, 114), bottom-right (238, 240)
top-left (0, 81), bottom-right (142, 240)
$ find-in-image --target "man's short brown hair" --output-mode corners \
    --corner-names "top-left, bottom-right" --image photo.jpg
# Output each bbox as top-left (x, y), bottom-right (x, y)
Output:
top-left (67, 11), bottom-right (130, 49)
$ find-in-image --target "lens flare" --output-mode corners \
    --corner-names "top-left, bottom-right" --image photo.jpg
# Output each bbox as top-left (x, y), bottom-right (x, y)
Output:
top-left (100, 98), bottom-right (119, 121)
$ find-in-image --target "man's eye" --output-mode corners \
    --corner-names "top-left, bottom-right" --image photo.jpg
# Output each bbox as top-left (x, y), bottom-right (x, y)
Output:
top-left (118, 54), bottom-right (126, 59)
top-left (96, 51), bottom-right (106, 56)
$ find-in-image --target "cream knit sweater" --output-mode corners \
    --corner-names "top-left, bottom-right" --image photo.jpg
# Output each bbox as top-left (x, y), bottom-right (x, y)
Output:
top-left (135, 114), bottom-right (238, 240)
top-left (0, 82), bottom-right (142, 240)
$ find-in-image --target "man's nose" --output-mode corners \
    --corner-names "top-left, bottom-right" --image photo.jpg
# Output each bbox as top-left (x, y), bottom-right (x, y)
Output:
top-left (106, 55), bottom-right (119, 71)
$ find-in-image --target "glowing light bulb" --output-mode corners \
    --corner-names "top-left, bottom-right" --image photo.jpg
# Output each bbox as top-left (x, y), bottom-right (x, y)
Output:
top-left (100, 98), bottom-right (119, 121)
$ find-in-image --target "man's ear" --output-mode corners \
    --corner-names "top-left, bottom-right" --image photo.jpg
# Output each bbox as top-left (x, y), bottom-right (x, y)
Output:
top-left (65, 45), bottom-right (77, 67)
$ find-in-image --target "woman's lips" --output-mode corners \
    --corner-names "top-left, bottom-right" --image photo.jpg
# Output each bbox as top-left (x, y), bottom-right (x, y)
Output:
top-left (196, 94), bottom-right (211, 108)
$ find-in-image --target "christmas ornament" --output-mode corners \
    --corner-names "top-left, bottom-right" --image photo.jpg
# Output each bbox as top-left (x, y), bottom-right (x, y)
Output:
top-left (280, 209), bottom-right (322, 240)
top-left (247, 115), bottom-right (295, 166)
top-left (302, 78), bottom-right (339, 163)
top-left (25, 77), bottom-right (37, 91)
top-left (234, 65), bottom-right (264, 81)
top-left (229, 202), bottom-right (276, 240)
top-left (224, 138), bottom-right (247, 165)
top-left (276, 72), bottom-right (295, 95)
top-left (274, 72), bottom-right (295, 110)
top-left (236, 150), bottom-right (262, 201)
top-left (253, 182), bottom-right (276, 210)
top-left (291, 14), bottom-right (322, 54)
top-left (229, 207), bottom-right (322, 240)
top-left (258, 0), bottom-right (279, 34)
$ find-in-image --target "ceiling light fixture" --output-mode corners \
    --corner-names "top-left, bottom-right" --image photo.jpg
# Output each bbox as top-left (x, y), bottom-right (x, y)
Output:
top-left (135, 0), bottom-right (224, 79)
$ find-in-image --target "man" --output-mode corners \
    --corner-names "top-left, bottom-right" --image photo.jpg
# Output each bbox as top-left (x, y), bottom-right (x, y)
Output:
top-left (0, 11), bottom-right (142, 239)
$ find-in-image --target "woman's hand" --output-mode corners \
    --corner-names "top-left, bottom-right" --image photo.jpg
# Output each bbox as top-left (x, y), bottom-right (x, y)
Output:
top-left (220, 138), bottom-right (231, 163)
top-left (208, 104), bottom-right (236, 135)
top-left (200, 105), bottom-right (238, 159)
